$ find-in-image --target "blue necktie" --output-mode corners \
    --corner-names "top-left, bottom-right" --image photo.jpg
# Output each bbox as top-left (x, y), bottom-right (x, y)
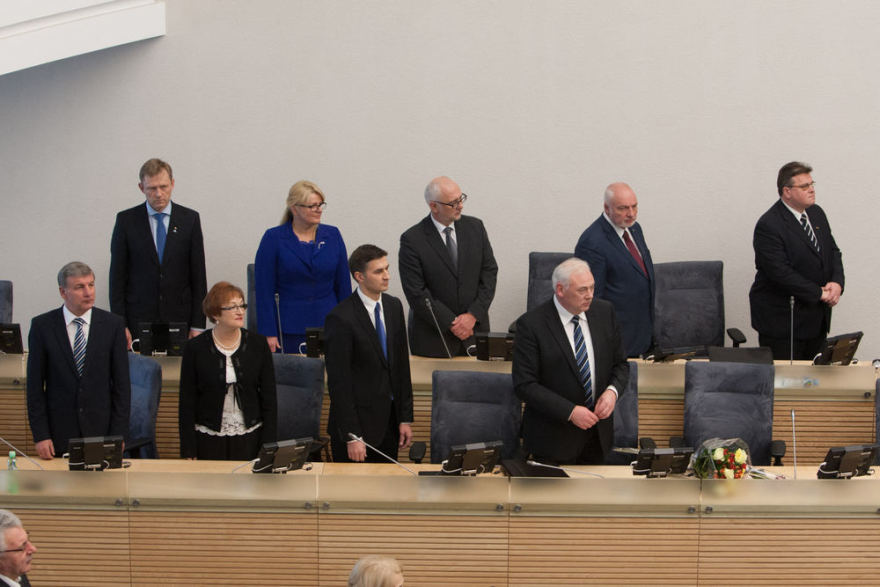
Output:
top-left (571, 315), bottom-right (593, 408)
top-left (374, 302), bottom-right (387, 359)
top-left (73, 317), bottom-right (86, 376)
top-left (155, 212), bottom-right (168, 261)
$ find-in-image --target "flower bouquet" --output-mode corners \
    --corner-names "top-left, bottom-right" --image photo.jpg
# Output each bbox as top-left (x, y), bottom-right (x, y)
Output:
top-left (690, 437), bottom-right (750, 479)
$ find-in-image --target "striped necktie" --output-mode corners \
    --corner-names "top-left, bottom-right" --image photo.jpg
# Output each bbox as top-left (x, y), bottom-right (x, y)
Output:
top-left (155, 212), bottom-right (168, 261)
top-left (570, 315), bottom-right (594, 408)
top-left (73, 317), bottom-right (86, 376)
top-left (800, 213), bottom-right (820, 253)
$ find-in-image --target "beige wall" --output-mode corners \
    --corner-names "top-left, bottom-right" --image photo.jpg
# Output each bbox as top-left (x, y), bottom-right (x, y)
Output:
top-left (1, 0), bottom-right (877, 360)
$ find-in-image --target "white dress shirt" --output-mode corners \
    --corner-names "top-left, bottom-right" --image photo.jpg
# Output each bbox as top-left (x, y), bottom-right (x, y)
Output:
top-left (62, 305), bottom-right (92, 352)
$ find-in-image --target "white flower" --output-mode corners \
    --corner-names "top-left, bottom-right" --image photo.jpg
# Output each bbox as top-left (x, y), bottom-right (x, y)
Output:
top-left (734, 448), bottom-right (747, 465)
top-left (712, 447), bottom-right (725, 461)
top-left (722, 468), bottom-right (734, 479)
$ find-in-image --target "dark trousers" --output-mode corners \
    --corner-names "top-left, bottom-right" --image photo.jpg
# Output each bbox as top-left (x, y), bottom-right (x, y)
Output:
top-left (532, 425), bottom-right (605, 466)
top-left (331, 402), bottom-right (399, 463)
top-left (759, 334), bottom-right (825, 361)
top-left (195, 428), bottom-right (262, 461)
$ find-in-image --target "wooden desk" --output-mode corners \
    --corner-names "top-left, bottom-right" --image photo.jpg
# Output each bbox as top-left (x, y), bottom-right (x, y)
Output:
top-left (3, 460), bottom-right (879, 586)
top-left (2, 355), bottom-right (877, 463)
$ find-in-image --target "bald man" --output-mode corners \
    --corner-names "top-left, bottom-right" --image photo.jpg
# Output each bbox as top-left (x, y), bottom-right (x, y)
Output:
top-left (574, 182), bottom-right (654, 357)
top-left (399, 176), bottom-right (498, 357)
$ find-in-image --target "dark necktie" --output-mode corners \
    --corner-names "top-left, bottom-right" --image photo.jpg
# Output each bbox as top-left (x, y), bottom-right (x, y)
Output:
top-left (623, 229), bottom-right (647, 276)
top-left (571, 315), bottom-right (594, 408)
top-left (73, 317), bottom-right (86, 376)
top-left (155, 212), bottom-right (168, 261)
top-left (443, 226), bottom-right (458, 270)
top-left (800, 213), bottom-right (820, 253)
top-left (374, 302), bottom-right (387, 359)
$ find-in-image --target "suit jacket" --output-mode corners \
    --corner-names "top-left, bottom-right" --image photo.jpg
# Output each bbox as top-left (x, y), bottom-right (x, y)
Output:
top-left (110, 202), bottom-right (207, 334)
top-left (254, 223), bottom-right (351, 343)
top-left (398, 214), bottom-right (498, 357)
top-left (178, 328), bottom-right (277, 458)
top-left (574, 216), bottom-right (655, 357)
top-left (26, 307), bottom-right (130, 455)
top-left (749, 200), bottom-right (844, 340)
top-left (512, 298), bottom-right (629, 464)
top-left (324, 292), bottom-right (414, 448)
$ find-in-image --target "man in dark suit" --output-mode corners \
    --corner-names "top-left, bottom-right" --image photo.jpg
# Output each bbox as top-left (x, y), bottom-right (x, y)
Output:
top-left (399, 176), bottom-right (498, 357)
top-left (0, 509), bottom-right (36, 587)
top-left (110, 158), bottom-right (207, 347)
top-left (750, 161), bottom-right (844, 360)
top-left (26, 262), bottom-right (130, 459)
top-left (512, 257), bottom-right (629, 465)
top-left (324, 245), bottom-right (414, 463)
top-left (574, 182), bottom-right (654, 358)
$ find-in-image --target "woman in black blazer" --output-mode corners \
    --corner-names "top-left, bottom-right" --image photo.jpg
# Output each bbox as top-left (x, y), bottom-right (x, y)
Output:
top-left (179, 282), bottom-right (277, 460)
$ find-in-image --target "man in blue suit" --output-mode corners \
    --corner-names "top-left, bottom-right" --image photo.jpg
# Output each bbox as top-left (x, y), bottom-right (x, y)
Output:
top-left (574, 183), bottom-right (654, 358)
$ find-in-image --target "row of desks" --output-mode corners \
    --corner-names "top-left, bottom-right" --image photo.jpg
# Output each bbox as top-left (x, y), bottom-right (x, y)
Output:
top-left (3, 459), bottom-right (880, 585)
top-left (2, 354), bottom-right (877, 463)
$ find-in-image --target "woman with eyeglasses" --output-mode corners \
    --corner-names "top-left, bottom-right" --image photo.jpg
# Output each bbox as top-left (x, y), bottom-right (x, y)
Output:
top-left (179, 282), bottom-right (276, 460)
top-left (255, 180), bottom-right (352, 353)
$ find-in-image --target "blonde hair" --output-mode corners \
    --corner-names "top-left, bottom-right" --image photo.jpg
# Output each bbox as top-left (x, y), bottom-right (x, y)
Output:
top-left (348, 555), bottom-right (403, 587)
top-left (281, 180), bottom-right (325, 224)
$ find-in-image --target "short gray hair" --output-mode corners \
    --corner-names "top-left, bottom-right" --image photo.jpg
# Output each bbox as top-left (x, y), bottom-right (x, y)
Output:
top-left (603, 185), bottom-right (616, 206)
top-left (57, 261), bottom-right (94, 288)
top-left (552, 257), bottom-right (591, 290)
top-left (0, 510), bottom-right (22, 551)
top-left (424, 178), bottom-right (443, 205)
top-left (348, 555), bottom-right (402, 587)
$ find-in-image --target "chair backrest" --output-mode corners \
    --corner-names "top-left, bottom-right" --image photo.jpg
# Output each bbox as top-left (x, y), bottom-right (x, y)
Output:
top-left (430, 370), bottom-right (522, 464)
top-left (684, 361), bottom-right (775, 465)
top-left (527, 252), bottom-right (571, 311)
top-left (246, 263), bottom-right (258, 331)
top-left (653, 261), bottom-right (725, 350)
top-left (273, 354), bottom-right (325, 441)
top-left (0, 280), bottom-right (12, 323)
top-left (607, 361), bottom-right (639, 465)
top-left (127, 353), bottom-right (162, 458)
top-left (707, 346), bottom-right (774, 364)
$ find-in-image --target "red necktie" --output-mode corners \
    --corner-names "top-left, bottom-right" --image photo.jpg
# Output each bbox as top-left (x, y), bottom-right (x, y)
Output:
top-left (623, 230), bottom-right (647, 276)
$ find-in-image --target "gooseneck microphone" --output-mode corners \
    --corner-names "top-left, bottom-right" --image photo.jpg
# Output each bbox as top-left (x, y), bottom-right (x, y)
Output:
top-left (0, 436), bottom-right (45, 470)
top-left (424, 298), bottom-right (453, 359)
top-left (526, 459), bottom-right (605, 479)
top-left (274, 293), bottom-right (285, 354)
top-left (348, 433), bottom-right (417, 475)
top-left (789, 296), bottom-right (795, 364)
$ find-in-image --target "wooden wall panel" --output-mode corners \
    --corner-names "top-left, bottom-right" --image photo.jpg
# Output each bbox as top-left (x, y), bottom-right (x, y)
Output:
top-left (129, 511), bottom-right (318, 586)
top-left (0, 389), bottom-right (32, 454)
top-left (698, 518), bottom-right (880, 585)
top-left (509, 517), bottom-right (699, 585)
top-left (772, 400), bottom-right (876, 464)
top-left (155, 391), bottom-right (180, 459)
top-left (17, 509), bottom-right (131, 586)
top-left (319, 514), bottom-right (508, 586)
top-left (639, 399), bottom-right (685, 445)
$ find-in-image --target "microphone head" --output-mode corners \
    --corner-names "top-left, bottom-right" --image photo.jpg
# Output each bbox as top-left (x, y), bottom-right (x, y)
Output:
top-left (424, 298), bottom-right (432, 309)
top-left (348, 432), bottom-right (360, 441)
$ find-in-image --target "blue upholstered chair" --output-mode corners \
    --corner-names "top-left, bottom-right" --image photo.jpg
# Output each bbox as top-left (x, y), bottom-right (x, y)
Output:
top-left (246, 263), bottom-right (258, 331)
top-left (684, 361), bottom-right (782, 466)
top-left (0, 280), bottom-right (12, 323)
top-left (526, 252), bottom-right (572, 311)
top-left (653, 261), bottom-right (725, 351)
top-left (272, 353), bottom-right (326, 458)
top-left (430, 371), bottom-right (522, 464)
top-left (607, 361), bottom-right (639, 465)
top-left (125, 353), bottom-right (162, 458)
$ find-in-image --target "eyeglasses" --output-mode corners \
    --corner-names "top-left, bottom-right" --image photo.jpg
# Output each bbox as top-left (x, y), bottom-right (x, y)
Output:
top-left (295, 202), bottom-right (327, 211)
top-left (1, 534), bottom-right (31, 553)
top-left (788, 181), bottom-right (816, 190)
top-left (220, 303), bottom-right (248, 312)
top-left (432, 193), bottom-right (468, 208)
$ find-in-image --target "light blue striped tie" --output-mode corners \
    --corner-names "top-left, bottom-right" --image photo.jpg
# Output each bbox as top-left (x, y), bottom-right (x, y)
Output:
top-left (73, 317), bottom-right (86, 376)
top-left (571, 316), bottom-right (593, 408)
top-left (155, 212), bottom-right (168, 261)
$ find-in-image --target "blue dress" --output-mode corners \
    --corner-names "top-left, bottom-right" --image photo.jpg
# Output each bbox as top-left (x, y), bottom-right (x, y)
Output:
top-left (254, 223), bottom-right (352, 351)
